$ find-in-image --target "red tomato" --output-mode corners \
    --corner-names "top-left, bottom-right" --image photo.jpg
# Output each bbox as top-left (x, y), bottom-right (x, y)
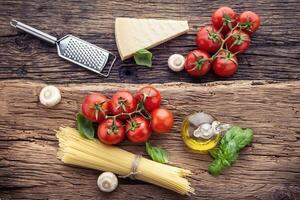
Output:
top-left (126, 116), bottom-right (152, 143)
top-left (97, 118), bottom-right (125, 145)
top-left (136, 86), bottom-right (161, 112)
top-left (151, 108), bottom-right (174, 134)
top-left (212, 7), bottom-right (237, 34)
top-left (225, 29), bottom-right (251, 54)
top-left (196, 25), bottom-right (224, 53)
top-left (81, 93), bottom-right (109, 122)
top-left (237, 11), bottom-right (261, 34)
top-left (184, 50), bottom-right (211, 77)
top-left (213, 51), bottom-right (238, 77)
top-left (110, 91), bottom-right (137, 119)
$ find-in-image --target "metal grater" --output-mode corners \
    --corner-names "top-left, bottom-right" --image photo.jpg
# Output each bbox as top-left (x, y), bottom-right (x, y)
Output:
top-left (10, 20), bottom-right (116, 77)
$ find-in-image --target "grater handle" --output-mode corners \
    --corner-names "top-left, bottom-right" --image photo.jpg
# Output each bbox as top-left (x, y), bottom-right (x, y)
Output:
top-left (10, 19), bottom-right (57, 45)
top-left (99, 53), bottom-right (117, 77)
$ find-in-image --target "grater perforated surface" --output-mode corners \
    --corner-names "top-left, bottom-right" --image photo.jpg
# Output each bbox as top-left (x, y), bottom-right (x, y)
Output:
top-left (58, 35), bottom-right (109, 73)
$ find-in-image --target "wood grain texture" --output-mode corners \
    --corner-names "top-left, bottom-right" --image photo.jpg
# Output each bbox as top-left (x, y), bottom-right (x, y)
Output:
top-left (0, 80), bottom-right (299, 200)
top-left (0, 0), bottom-right (299, 84)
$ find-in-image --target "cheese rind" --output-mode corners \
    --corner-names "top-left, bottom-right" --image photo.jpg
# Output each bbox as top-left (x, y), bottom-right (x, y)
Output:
top-left (115, 18), bottom-right (189, 60)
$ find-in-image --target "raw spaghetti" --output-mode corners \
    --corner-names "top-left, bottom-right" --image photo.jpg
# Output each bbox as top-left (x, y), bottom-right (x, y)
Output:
top-left (56, 127), bottom-right (194, 195)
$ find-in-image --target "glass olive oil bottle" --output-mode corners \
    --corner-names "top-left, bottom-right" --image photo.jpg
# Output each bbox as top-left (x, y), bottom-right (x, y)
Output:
top-left (181, 112), bottom-right (230, 153)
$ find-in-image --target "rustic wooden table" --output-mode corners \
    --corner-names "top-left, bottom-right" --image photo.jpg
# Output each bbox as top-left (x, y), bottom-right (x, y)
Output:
top-left (0, 0), bottom-right (299, 200)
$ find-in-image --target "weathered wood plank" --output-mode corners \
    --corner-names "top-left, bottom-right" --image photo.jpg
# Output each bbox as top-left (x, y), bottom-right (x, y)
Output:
top-left (0, 80), bottom-right (299, 199)
top-left (0, 0), bottom-right (299, 84)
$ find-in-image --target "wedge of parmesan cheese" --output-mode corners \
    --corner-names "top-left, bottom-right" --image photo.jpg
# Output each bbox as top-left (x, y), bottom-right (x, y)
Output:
top-left (115, 18), bottom-right (189, 60)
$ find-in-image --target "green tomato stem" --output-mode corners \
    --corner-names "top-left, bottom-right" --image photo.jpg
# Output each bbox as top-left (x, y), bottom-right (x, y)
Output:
top-left (104, 96), bottom-right (151, 122)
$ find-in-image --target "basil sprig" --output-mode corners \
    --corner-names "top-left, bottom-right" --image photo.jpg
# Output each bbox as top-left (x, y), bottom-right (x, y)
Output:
top-left (146, 142), bottom-right (169, 164)
top-left (76, 113), bottom-right (95, 139)
top-left (208, 126), bottom-right (253, 176)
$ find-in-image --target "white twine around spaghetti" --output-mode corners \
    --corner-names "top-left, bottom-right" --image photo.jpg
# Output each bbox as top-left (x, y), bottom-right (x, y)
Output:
top-left (119, 154), bottom-right (142, 180)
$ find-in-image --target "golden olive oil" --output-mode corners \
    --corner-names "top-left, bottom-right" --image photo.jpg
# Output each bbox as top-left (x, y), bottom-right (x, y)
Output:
top-left (181, 118), bottom-right (221, 153)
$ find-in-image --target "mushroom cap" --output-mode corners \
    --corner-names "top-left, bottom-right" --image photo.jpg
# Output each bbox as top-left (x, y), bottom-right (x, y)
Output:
top-left (168, 54), bottom-right (185, 72)
top-left (39, 85), bottom-right (61, 107)
top-left (97, 172), bottom-right (118, 192)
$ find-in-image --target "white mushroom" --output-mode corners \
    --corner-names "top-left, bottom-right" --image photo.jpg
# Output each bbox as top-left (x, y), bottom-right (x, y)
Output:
top-left (97, 172), bottom-right (118, 192)
top-left (39, 85), bottom-right (61, 107)
top-left (168, 54), bottom-right (185, 72)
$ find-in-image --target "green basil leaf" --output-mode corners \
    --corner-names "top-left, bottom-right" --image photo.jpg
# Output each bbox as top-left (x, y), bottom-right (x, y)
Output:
top-left (146, 142), bottom-right (169, 164)
top-left (220, 126), bottom-right (240, 146)
top-left (222, 140), bottom-right (238, 163)
top-left (233, 128), bottom-right (253, 150)
top-left (221, 159), bottom-right (231, 168)
top-left (208, 159), bottom-right (224, 176)
top-left (76, 113), bottom-right (95, 139)
top-left (133, 49), bottom-right (153, 67)
top-left (209, 148), bottom-right (220, 159)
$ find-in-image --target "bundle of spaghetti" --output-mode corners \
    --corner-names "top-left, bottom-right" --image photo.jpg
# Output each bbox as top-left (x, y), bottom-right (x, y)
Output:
top-left (56, 127), bottom-right (194, 195)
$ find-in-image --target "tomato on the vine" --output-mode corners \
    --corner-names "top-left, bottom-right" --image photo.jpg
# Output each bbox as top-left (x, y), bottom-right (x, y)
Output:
top-left (136, 86), bottom-right (161, 112)
top-left (151, 108), bottom-right (174, 134)
top-left (225, 29), bottom-right (250, 53)
top-left (196, 25), bottom-right (224, 53)
top-left (237, 11), bottom-right (261, 34)
top-left (110, 91), bottom-right (137, 119)
top-left (184, 50), bottom-right (211, 77)
top-left (212, 7), bottom-right (237, 34)
top-left (97, 118), bottom-right (125, 145)
top-left (81, 93), bottom-right (109, 122)
top-left (213, 51), bottom-right (238, 77)
top-left (126, 116), bottom-right (152, 143)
